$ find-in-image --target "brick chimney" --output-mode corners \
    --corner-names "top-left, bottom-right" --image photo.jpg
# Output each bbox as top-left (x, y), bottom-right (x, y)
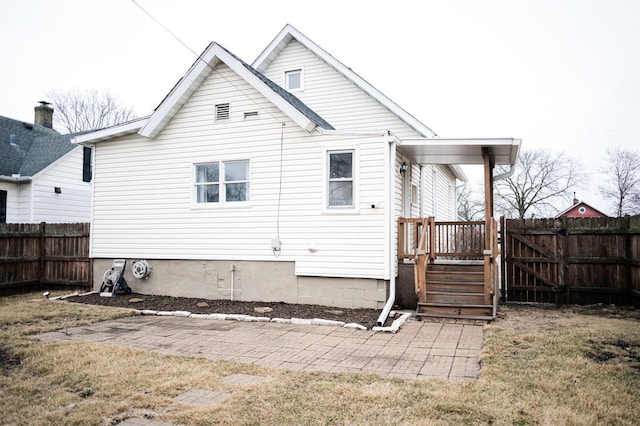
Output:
top-left (34, 101), bottom-right (54, 128)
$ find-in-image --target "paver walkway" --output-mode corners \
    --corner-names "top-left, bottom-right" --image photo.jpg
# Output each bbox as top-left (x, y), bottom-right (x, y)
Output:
top-left (37, 315), bottom-right (484, 380)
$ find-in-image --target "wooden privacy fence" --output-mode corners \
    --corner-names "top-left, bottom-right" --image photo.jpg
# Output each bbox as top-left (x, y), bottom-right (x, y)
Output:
top-left (502, 215), bottom-right (640, 306)
top-left (0, 223), bottom-right (91, 296)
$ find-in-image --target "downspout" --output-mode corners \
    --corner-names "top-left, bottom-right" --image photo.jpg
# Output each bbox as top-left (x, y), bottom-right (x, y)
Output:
top-left (376, 134), bottom-right (397, 327)
top-left (419, 165), bottom-right (424, 218)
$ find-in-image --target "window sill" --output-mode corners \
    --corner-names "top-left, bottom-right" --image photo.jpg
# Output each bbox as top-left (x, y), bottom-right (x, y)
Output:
top-left (191, 202), bottom-right (251, 210)
top-left (321, 207), bottom-right (360, 215)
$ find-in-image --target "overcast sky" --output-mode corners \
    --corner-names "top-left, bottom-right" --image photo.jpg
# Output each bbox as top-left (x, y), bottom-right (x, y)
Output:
top-left (1, 0), bottom-right (638, 215)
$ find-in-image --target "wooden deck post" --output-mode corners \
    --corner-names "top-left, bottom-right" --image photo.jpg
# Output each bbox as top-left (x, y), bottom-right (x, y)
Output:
top-left (482, 148), bottom-right (495, 305)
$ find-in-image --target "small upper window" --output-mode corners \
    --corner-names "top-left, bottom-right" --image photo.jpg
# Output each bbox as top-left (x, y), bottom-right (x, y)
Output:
top-left (285, 69), bottom-right (303, 91)
top-left (215, 103), bottom-right (230, 121)
top-left (578, 206), bottom-right (587, 214)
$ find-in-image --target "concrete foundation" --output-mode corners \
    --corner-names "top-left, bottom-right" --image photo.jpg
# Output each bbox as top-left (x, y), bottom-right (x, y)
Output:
top-left (93, 258), bottom-right (388, 309)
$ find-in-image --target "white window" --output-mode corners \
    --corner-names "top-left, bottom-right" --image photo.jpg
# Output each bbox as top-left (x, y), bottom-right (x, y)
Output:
top-left (285, 69), bottom-right (303, 91)
top-left (328, 151), bottom-right (354, 208)
top-left (215, 103), bottom-right (230, 121)
top-left (195, 160), bottom-right (249, 204)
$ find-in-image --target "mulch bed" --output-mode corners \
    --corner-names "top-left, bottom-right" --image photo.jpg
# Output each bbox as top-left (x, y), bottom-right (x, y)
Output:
top-left (66, 293), bottom-right (386, 329)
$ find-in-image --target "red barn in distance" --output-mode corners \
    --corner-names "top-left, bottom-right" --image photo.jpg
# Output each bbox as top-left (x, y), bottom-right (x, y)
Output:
top-left (555, 194), bottom-right (609, 218)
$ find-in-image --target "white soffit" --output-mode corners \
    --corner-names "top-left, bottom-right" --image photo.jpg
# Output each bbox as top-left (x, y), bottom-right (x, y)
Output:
top-left (399, 138), bottom-right (521, 166)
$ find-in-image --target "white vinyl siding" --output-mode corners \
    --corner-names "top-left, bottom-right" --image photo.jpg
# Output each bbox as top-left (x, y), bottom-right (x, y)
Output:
top-left (90, 63), bottom-right (388, 279)
top-left (434, 164), bottom-right (457, 220)
top-left (262, 40), bottom-right (424, 138)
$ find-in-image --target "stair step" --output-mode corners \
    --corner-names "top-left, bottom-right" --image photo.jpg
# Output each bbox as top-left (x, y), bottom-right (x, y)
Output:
top-left (427, 278), bottom-right (484, 288)
top-left (425, 292), bottom-right (485, 304)
top-left (428, 264), bottom-right (484, 273)
top-left (418, 302), bottom-right (491, 309)
top-left (426, 272), bottom-right (484, 283)
top-left (417, 302), bottom-right (493, 318)
top-left (416, 312), bottom-right (493, 321)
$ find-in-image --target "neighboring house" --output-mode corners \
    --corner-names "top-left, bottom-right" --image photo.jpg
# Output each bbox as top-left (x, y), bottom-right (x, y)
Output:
top-left (0, 102), bottom-right (92, 223)
top-left (75, 25), bottom-right (520, 314)
top-left (555, 196), bottom-right (608, 218)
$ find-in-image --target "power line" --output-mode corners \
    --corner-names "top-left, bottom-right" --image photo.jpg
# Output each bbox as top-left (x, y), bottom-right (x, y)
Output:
top-left (129, 0), bottom-right (286, 124)
top-left (130, 0), bottom-right (200, 58)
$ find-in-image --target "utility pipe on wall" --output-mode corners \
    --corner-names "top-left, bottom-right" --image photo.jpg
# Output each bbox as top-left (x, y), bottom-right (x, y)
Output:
top-left (230, 264), bottom-right (235, 301)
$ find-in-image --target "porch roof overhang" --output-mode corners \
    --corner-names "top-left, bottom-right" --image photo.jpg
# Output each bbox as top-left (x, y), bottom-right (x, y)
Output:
top-left (398, 138), bottom-right (521, 166)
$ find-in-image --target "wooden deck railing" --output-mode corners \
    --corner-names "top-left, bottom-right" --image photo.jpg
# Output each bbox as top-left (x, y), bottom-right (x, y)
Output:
top-left (398, 218), bottom-right (485, 261)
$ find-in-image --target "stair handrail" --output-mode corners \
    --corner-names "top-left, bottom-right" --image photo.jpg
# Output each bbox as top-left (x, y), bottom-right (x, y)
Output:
top-left (413, 217), bottom-right (432, 303)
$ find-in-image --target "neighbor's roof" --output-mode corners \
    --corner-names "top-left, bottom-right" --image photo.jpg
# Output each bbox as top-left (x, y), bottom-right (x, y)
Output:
top-left (554, 200), bottom-right (609, 218)
top-left (253, 24), bottom-right (438, 138)
top-left (0, 115), bottom-right (75, 177)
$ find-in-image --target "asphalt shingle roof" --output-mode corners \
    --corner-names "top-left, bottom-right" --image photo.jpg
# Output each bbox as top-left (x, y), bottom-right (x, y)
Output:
top-left (0, 115), bottom-right (75, 177)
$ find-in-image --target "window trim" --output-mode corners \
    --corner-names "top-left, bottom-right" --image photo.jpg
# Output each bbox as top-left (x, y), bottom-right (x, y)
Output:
top-left (324, 148), bottom-right (358, 212)
top-left (284, 68), bottom-right (304, 91)
top-left (193, 159), bottom-right (251, 207)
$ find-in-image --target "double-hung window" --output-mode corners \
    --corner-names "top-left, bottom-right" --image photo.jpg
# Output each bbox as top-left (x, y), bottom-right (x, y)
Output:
top-left (327, 151), bottom-right (354, 208)
top-left (195, 160), bottom-right (249, 204)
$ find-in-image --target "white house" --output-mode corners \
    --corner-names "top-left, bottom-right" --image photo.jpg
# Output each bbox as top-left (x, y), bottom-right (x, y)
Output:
top-left (0, 103), bottom-right (92, 224)
top-left (75, 25), bottom-right (519, 322)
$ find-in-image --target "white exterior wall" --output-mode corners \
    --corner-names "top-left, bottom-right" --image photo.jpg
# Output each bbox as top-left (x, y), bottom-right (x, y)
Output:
top-left (262, 39), bottom-right (460, 223)
top-left (90, 64), bottom-right (388, 280)
top-left (434, 164), bottom-right (457, 220)
top-left (261, 40), bottom-right (424, 139)
top-left (31, 147), bottom-right (92, 223)
top-left (0, 182), bottom-right (20, 223)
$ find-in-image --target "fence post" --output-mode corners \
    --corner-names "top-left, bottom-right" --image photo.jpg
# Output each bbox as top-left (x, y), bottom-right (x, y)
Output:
top-left (625, 215), bottom-right (632, 301)
top-left (38, 222), bottom-right (46, 290)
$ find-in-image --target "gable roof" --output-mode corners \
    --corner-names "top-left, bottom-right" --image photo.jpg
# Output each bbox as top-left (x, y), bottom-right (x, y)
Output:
top-left (554, 201), bottom-right (609, 218)
top-left (138, 42), bottom-right (333, 139)
top-left (253, 24), bottom-right (437, 138)
top-left (0, 115), bottom-right (75, 178)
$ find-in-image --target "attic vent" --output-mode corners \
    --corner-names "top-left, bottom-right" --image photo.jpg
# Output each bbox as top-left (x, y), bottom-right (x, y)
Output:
top-left (244, 111), bottom-right (259, 120)
top-left (215, 103), bottom-right (230, 121)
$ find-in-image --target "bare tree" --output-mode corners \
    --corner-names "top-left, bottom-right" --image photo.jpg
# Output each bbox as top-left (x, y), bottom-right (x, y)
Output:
top-left (457, 183), bottom-right (484, 221)
top-left (598, 146), bottom-right (640, 217)
top-left (47, 89), bottom-right (136, 133)
top-left (494, 149), bottom-right (584, 219)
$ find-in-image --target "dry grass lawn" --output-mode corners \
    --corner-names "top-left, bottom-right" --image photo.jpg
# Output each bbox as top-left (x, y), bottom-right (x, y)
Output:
top-left (1, 292), bottom-right (639, 425)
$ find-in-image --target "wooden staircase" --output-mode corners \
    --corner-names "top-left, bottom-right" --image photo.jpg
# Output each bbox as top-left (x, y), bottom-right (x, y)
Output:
top-left (416, 261), bottom-right (494, 320)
